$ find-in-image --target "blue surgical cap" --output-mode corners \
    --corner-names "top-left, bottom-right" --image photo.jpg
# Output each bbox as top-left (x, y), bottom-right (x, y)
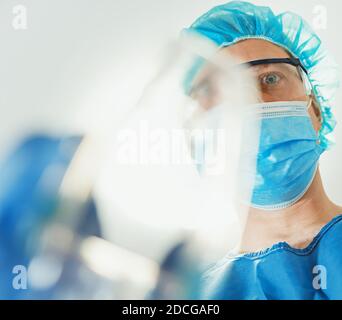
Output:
top-left (184, 1), bottom-right (339, 150)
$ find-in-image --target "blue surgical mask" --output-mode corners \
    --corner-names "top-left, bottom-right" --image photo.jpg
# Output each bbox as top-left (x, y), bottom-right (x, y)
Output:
top-left (247, 100), bottom-right (324, 210)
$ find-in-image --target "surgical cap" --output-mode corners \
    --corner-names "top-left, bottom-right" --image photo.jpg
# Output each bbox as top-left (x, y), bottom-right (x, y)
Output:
top-left (183, 1), bottom-right (339, 150)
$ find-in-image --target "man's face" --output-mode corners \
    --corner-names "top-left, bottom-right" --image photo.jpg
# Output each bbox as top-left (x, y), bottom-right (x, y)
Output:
top-left (222, 39), bottom-right (321, 132)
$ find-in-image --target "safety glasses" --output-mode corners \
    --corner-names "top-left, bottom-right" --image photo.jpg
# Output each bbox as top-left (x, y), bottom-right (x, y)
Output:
top-left (239, 57), bottom-right (312, 103)
top-left (241, 57), bottom-right (308, 75)
top-left (189, 56), bottom-right (312, 109)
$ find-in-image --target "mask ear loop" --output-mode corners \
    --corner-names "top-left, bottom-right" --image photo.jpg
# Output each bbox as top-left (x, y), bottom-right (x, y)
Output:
top-left (296, 66), bottom-right (322, 145)
top-left (306, 96), bottom-right (313, 111)
top-left (297, 66), bottom-right (314, 110)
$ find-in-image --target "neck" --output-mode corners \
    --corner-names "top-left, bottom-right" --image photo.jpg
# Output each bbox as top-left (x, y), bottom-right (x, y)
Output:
top-left (238, 169), bottom-right (342, 253)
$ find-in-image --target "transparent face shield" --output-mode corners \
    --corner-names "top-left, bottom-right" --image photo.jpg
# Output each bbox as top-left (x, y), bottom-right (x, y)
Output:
top-left (0, 34), bottom-right (261, 299)
top-left (115, 36), bottom-right (262, 298)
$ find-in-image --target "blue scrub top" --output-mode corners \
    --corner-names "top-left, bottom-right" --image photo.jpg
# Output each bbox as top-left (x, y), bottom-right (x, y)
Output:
top-left (201, 214), bottom-right (342, 300)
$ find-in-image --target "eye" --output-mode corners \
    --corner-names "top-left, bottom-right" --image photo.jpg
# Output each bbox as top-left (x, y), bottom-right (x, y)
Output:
top-left (191, 80), bottom-right (212, 97)
top-left (190, 79), bottom-right (218, 110)
top-left (260, 72), bottom-right (281, 86)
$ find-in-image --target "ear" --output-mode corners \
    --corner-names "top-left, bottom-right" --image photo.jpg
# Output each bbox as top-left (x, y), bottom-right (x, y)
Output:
top-left (308, 95), bottom-right (322, 133)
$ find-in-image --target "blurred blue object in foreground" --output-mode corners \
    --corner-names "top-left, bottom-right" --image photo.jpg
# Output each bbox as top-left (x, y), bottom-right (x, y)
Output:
top-left (0, 134), bottom-right (102, 299)
top-left (149, 240), bottom-right (204, 300)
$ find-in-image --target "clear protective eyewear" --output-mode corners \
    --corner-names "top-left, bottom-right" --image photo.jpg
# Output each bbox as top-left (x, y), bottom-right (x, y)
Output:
top-left (189, 57), bottom-right (312, 111)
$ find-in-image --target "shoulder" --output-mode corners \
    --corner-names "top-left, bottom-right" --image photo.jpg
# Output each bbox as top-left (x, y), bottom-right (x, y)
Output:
top-left (200, 214), bottom-right (342, 299)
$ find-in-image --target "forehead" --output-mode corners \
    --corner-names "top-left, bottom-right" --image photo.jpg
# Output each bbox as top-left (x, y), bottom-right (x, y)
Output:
top-left (220, 39), bottom-right (291, 63)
